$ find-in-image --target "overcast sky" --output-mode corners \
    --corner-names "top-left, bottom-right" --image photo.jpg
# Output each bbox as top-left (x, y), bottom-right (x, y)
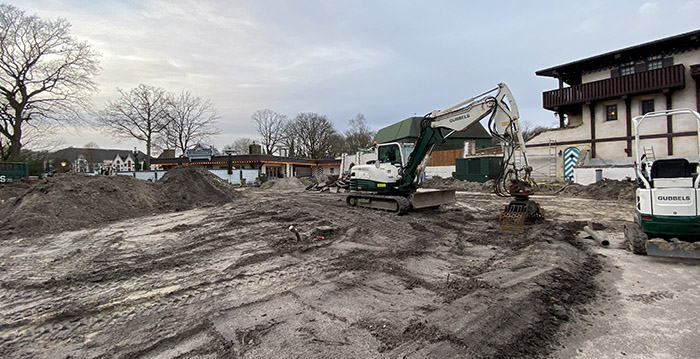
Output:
top-left (12, 0), bottom-right (700, 152)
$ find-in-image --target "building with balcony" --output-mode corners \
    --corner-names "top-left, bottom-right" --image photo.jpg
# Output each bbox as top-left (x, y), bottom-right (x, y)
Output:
top-left (528, 29), bottom-right (700, 183)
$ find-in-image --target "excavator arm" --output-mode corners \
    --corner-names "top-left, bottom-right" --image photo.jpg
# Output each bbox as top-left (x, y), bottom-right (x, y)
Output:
top-left (399, 83), bottom-right (530, 195)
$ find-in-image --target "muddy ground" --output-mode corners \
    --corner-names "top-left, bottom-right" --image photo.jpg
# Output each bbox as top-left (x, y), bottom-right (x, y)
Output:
top-left (0, 174), bottom-right (638, 358)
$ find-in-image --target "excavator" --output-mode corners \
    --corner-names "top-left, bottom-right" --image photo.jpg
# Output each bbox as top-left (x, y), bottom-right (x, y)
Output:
top-left (346, 83), bottom-right (543, 229)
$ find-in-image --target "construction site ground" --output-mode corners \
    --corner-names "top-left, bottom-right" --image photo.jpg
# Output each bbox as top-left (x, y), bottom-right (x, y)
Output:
top-left (1, 172), bottom-right (698, 358)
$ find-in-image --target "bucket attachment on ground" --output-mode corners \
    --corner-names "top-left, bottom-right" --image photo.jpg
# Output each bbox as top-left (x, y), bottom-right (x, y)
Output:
top-left (410, 189), bottom-right (456, 209)
top-left (646, 238), bottom-right (700, 259)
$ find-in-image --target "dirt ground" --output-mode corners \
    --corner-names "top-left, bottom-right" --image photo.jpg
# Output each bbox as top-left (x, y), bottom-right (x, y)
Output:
top-left (0, 174), bottom-right (685, 358)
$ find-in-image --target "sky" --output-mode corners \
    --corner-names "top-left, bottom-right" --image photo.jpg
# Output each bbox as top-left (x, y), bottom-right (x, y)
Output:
top-left (11, 0), bottom-right (700, 153)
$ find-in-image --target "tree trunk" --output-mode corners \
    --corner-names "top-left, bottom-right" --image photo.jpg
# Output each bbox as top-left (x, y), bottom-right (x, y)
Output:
top-left (145, 137), bottom-right (151, 170)
top-left (9, 117), bottom-right (22, 160)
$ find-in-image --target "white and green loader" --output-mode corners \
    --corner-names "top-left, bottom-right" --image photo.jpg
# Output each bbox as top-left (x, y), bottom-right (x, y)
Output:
top-left (625, 109), bottom-right (700, 258)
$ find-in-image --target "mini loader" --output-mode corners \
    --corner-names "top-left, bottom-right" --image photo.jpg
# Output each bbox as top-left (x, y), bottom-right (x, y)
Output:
top-left (625, 109), bottom-right (700, 258)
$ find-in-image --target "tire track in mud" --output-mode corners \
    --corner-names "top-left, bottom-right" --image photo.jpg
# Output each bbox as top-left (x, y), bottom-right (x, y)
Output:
top-left (1, 191), bottom-right (610, 358)
top-left (0, 199), bottom-right (343, 358)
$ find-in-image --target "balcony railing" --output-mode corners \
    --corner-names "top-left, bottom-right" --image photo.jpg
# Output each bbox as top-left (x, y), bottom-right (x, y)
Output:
top-left (543, 64), bottom-right (686, 110)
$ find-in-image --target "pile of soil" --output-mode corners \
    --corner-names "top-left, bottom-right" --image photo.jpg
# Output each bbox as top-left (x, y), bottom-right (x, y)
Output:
top-left (260, 176), bottom-right (307, 191)
top-left (0, 181), bottom-right (31, 211)
top-left (0, 174), bottom-right (162, 237)
top-left (422, 177), bottom-right (495, 192)
top-left (539, 179), bottom-right (637, 202)
top-left (423, 176), bottom-right (637, 202)
top-left (0, 166), bottom-right (240, 238)
top-left (157, 166), bottom-right (239, 211)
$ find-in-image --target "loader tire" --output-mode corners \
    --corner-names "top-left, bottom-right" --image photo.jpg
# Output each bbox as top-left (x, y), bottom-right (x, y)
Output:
top-left (624, 223), bottom-right (648, 255)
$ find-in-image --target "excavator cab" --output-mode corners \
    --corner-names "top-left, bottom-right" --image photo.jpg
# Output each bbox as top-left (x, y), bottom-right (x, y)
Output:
top-left (377, 143), bottom-right (403, 167)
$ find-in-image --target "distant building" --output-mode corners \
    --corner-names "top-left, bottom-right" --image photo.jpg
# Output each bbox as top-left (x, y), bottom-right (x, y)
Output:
top-left (50, 147), bottom-right (148, 173)
top-left (529, 29), bottom-right (700, 182)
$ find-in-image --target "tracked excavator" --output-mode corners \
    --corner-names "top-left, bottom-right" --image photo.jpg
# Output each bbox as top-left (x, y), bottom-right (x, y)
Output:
top-left (346, 83), bottom-right (543, 229)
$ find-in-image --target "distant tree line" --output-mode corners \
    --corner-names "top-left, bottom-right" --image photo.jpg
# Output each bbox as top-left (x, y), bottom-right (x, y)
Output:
top-left (226, 110), bottom-right (375, 159)
top-left (0, 4), bottom-right (219, 169)
top-left (1, 3), bottom-right (374, 166)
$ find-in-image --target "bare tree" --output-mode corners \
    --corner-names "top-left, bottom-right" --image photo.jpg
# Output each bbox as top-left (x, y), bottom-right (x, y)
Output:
top-left (519, 119), bottom-right (553, 142)
top-left (252, 109), bottom-right (286, 155)
top-left (344, 113), bottom-right (375, 153)
top-left (222, 138), bottom-right (254, 155)
top-left (280, 120), bottom-right (298, 158)
top-left (162, 91), bottom-right (219, 155)
top-left (99, 84), bottom-right (170, 168)
top-left (81, 141), bottom-right (100, 172)
top-left (0, 4), bottom-right (100, 160)
top-left (288, 112), bottom-right (337, 159)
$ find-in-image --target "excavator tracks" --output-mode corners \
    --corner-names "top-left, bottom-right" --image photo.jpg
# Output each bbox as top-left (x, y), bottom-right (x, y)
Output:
top-left (346, 193), bottom-right (411, 214)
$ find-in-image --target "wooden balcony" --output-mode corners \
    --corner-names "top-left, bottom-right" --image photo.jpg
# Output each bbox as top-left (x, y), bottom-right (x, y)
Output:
top-left (543, 64), bottom-right (686, 111)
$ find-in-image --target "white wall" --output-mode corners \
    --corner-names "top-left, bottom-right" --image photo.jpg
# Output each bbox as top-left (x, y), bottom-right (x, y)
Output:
top-left (425, 166), bottom-right (455, 178)
top-left (573, 167), bottom-right (635, 185)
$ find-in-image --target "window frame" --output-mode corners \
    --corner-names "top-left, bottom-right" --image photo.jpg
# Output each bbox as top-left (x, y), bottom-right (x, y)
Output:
top-left (641, 99), bottom-right (655, 115)
top-left (606, 105), bottom-right (618, 121)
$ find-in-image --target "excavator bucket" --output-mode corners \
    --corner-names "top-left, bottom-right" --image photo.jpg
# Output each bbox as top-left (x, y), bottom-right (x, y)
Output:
top-left (409, 189), bottom-right (456, 209)
top-left (646, 238), bottom-right (700, 259)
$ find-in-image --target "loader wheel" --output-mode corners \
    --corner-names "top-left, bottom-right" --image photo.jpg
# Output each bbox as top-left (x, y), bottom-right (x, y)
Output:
top-left (624, 223), bottom-right (648, 255)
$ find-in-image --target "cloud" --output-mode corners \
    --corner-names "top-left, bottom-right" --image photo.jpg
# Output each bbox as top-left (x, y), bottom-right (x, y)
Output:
top-left (638, 2), bottom-right (660, 14)
top-left (577, 18), bottom-right (599, 34)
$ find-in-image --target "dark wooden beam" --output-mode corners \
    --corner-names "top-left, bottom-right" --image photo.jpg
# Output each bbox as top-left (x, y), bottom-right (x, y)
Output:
top-left (625, 97), bottom-right (632, 157)
top-left (589, 103), bottom-right (596, 158)
top-left (526, 131), bottom-right (697, 148)
top-left (666, 91), bottom-right (673, 156)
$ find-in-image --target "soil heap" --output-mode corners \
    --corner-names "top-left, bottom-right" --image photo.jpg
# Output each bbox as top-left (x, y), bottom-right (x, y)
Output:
top-left (0, 166), bottom-right (240, 238)
top-left (422, 176), bottom-right (636, 202)
top-left (539, 179), bottom-right (637, 202)
top-left (0, 174), bottom-right (162, 237)
top-left (421, 177), bottom-right (495, 192)
top-left (259, 176), bottom-right (307, 191)
top-left (157, 166), bottom-right (240, 211)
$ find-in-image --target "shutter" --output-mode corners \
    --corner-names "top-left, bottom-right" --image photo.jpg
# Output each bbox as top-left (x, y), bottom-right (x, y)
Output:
top-left (610, 68), bottom-right (620, 77)
top-left (662, 57), bottom-right (674, 68)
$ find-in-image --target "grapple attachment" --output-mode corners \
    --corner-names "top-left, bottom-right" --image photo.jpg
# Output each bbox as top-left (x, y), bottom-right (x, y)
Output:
top-left (498, 180), bottom-right (544, 232)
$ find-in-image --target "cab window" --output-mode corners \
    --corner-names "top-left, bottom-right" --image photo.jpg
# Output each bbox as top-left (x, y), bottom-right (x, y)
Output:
top-left (378, 144), bottom-right (401, 164)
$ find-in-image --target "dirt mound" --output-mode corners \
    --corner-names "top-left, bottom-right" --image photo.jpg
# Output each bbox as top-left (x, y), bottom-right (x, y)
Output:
top-left (0, 181), bottom-right (31, 211)
top-left (0, 174), bottom-right (162, 237)
top-left (423, 176), bottom-right (636, 202)
top-left (422, 177), bottom-right (495, 192)
top-left (540, 179), bottom-right (637, 202)
top-left (260, 176), bottom-right (307, 191)
top-left (0, 167), bottom-right (241, 238)
top-left (157, 166), bottom-right (239, 211)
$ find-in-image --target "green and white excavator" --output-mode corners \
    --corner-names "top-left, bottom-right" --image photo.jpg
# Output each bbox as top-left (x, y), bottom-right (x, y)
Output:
top-left (625, 108), bottom-right (700, 258)
top-left (346, 83), bottom-right (542, 228)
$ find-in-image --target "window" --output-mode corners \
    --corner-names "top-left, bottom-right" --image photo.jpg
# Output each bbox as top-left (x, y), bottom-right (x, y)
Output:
top-left (641, 99), bottom-right (654, 115)
top-left (619, 65), bottom-right (635, 76)
top-left (378, 144), bottom-right (401, 164)
top-left (606, 105), bottom-right (618, 121)
top-left (646, 56), bottom-right (663, 70)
